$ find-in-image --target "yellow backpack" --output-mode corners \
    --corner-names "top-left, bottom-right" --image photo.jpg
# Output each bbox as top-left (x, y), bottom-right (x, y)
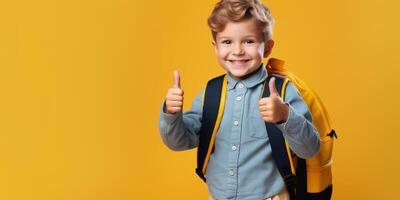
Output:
top-left (266, 58), bottom-right (337, 198)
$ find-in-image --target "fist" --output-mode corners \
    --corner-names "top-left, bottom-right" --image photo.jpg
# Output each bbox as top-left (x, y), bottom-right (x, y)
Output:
top-left (258, 77), bottom-right (289, 124)
top-left (164, 69), bottom-right (184, 114)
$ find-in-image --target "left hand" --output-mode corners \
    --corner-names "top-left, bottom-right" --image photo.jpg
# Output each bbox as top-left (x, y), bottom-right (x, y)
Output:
top-left (258, 77), bottom-right (289, 124)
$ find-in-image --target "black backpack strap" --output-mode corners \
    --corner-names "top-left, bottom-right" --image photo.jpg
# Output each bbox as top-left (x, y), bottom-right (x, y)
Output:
top-left (296, 157), bottom-right (307, 200)
top-left (196, 74), bottom-right (227, 182)
top-left (262, 75), bottom-right (303, 200)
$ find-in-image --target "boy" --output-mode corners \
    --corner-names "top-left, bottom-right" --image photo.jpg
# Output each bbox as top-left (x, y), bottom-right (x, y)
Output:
top-left (159, 0), bottom-right (320, 199)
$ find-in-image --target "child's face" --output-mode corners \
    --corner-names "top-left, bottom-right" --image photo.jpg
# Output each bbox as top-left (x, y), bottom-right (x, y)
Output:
top-left (212, 17), bottom-right (274, 80)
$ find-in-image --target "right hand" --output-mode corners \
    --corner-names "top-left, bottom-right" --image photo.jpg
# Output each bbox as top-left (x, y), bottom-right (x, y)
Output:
top-left (164, 69), bottom-right (184, 114)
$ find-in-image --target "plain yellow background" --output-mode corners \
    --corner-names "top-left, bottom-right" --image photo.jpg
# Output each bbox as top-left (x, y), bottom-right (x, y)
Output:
top-left (1, 0), bottom-right (400, 199)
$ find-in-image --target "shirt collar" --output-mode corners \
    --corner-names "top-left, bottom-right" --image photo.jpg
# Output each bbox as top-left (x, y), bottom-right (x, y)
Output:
top-left (226, 63), bottom-right (268, 90)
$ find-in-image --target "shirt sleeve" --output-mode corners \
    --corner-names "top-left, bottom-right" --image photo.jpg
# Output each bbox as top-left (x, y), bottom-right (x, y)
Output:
top-left (276, 81), bottom-right (321, 159)
top-left (158, 88), bottom-right (204, 151)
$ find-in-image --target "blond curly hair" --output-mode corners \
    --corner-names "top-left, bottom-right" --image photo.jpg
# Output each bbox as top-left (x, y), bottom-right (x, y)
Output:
top-left (208, 0), bottom-right (275, 41)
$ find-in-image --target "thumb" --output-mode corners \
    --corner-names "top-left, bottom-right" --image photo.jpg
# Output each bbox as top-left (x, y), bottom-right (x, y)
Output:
top-left (268, 77), bottom-right (279, 97)
top-left (173, 69), bottom-right (181, 88)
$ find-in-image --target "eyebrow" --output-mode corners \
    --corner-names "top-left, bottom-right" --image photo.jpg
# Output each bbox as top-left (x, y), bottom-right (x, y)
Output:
top-left (217, 35), bottom-right (258, 40)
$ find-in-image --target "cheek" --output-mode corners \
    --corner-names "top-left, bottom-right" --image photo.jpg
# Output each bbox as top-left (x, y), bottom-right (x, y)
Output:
top-left (254, 47), bottom-right (265, 58)
top-left (244, 45), bottom-right (262, 57)
top-left (251, 44), bottom-right (265, 57)
top-left (217, 48), bottom-right (229, 59)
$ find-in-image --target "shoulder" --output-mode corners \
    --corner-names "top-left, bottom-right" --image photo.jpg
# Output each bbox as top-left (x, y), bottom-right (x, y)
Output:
top-left (269, 73), bottom-right (289, 83)
top-left (207, 74), bottom-right (226, 84)
top-left (268, 74), bottom-right (299, 99)
top-left (269, 73), bottom-right (293, 92)
top-left (203, 74), bottom-right (226, 92)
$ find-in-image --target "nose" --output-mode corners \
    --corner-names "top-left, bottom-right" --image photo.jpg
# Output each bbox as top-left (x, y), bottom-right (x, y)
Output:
top-left (232, 43), bottom-right (244, 56)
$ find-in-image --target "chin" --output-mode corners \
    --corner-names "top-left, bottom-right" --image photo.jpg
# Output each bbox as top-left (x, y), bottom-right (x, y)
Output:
top-left (228, 70), bottom-right (249, 80)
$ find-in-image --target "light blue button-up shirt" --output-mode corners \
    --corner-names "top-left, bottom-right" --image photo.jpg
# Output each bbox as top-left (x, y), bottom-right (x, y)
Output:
top-left (158, 64), bottom-right (320, 200)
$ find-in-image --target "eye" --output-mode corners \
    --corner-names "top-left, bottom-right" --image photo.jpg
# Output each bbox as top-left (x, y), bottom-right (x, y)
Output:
top-left (221, 40), bottom-right (232, 45)
top-left (244, 40), bottom-right (255, 44)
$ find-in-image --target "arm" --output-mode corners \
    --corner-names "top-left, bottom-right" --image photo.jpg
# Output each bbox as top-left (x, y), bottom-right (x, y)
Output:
top-left (158, 89), bottom-right (204, 151)
top-left (276, 82), bottom-right (321, 159)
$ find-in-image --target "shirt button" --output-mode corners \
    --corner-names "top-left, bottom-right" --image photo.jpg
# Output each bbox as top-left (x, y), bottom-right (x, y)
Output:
top-left (229, 169), bottom-right (235, 176)
top-left (236, 96), bottom-right (242, 101)
top-left (238, 83), bottom-right (244, 88)
top-left (233, 120), bottom-right (239, 126)
top-left (231, 145), bottom-right (237, 151)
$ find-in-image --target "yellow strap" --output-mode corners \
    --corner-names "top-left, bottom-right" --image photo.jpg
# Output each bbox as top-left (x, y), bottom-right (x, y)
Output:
top-left (202, 75), bottom-right (227, 175)
top-left (280, 79), bottom-right (296, 175)
top-left (261, 76), bottom-right (295, 175)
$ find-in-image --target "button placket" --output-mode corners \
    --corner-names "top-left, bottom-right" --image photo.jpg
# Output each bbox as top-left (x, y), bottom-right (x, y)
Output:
top-left (226, 83), bottom-right (246, 193)
top-left (231, 144), bottom-right (237, 151)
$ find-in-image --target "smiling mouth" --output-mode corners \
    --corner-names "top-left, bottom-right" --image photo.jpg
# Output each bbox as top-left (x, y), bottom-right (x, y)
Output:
top-left (228, 60), bottom-right (250, 65)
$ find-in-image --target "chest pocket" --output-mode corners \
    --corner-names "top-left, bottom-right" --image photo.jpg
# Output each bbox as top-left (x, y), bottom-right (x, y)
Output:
top-left (248, 106), bottom-right (268, 139)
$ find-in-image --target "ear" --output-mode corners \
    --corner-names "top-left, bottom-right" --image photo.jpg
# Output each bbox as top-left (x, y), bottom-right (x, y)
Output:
top-left (263, 39), bottom-right (275, 58)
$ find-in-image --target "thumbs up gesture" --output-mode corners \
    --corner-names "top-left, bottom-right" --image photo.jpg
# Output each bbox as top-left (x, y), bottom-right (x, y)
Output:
top-left (164, 70), bottom-right (184, 114)
top-left (258, 77), bottom-right (289, 124)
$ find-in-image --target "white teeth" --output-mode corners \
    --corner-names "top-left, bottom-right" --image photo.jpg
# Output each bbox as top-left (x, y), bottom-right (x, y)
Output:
top-left (230, 60), bottom-right (248, 62)
top-left (229, 60), bottom-right (249, 66)
top-left (231, 60), bottom-right (248, 63)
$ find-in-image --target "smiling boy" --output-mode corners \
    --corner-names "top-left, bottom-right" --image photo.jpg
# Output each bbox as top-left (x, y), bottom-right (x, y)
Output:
top-left (159, 0), bottom-right (320, 199)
